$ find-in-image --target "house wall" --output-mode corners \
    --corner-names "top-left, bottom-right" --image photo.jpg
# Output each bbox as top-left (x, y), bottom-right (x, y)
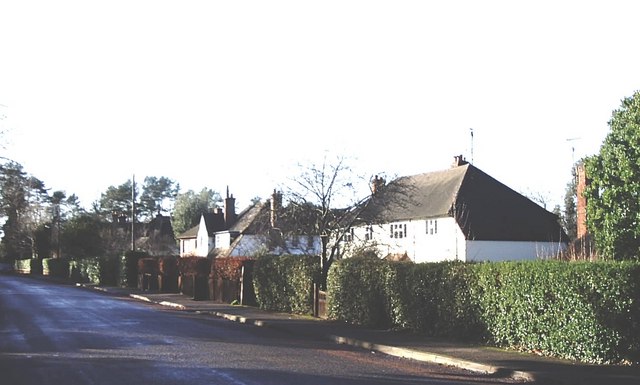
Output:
top-left (348, 217), bottom-right (564, 262)
top-left (180, 238), bottom-right (198, 257)
top-left (196, 216), bottom-right (213, 257)
top-left (465, 240), bottom-right (566, 261)
top-left (349, 217), bottom-right (465, 262)
top-left (215, 232), bottom-right (233, 249)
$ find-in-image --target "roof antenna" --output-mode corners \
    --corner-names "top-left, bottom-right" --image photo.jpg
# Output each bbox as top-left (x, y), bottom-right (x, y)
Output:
top-left (469, 128), bottom-right (474, 164)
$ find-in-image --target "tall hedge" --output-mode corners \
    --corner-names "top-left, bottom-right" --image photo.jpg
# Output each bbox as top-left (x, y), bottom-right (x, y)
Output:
top-left (326, 258), bottom-right (640, 364)
top-left (253, 254), bottom-right (320, 315)
top-left (472, 260), bottom-right (640, 364)
top-left (121, 251), bottom-right (148, 288)
top-left (42, 258), bottom-right (70, 279)
top-left (327, 256), bottom-right (391, 327)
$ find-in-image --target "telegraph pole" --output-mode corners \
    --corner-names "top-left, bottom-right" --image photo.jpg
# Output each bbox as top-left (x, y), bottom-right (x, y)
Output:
top-left (131, 174), bottom-right (136, 251)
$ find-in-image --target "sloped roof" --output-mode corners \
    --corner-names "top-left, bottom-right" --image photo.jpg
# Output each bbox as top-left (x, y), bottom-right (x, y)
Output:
top-left (359, 163), bottom-right (568, 243)
top-left (176, 211), bottom-right (226, 239)
top-left (229, 201), bottom-right (269, 234)
top-left (176, 201), bottom-right (268, 240)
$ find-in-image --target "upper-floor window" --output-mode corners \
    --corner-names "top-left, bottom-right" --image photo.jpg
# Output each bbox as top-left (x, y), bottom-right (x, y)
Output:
top-left (390, 223), bottom-right (407, 239)
top-left (426, 219), bottom-right (438, 235)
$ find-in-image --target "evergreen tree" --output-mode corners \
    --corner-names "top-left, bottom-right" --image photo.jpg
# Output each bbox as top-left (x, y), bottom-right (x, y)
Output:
top-left (585, 90), bottom-right (640, 260)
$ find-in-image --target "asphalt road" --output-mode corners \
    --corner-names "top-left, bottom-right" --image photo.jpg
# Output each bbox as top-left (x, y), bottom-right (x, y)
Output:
top-left (0, 275), bottom-right (519, 385)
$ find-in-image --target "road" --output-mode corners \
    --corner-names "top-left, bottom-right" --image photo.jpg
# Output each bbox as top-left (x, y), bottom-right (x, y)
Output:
top-left (0, 275), bottom-right (518, 385)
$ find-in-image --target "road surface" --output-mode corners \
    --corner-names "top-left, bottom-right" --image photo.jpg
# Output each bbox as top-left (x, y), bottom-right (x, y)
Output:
top-left (0, 274), bottom-right (518, 385)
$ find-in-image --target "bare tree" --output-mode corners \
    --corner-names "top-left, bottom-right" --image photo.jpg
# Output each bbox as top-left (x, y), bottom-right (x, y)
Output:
top-left (283, 154), bottom-right (383, 287)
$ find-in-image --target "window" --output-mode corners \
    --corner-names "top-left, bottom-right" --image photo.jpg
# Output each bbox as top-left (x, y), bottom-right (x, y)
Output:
top-left (390, 223), bottom-right (407, 239)
top-left (365, 226), bottom-right (373, 241)
top-left (426, 219), bottom-right (438, 235)
top-left (344, 228), bottom-right (354, 242)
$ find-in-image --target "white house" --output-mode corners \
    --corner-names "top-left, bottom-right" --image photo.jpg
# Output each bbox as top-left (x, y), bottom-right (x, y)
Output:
top-left (177, 189), bottom-right (321, 258)
top-left (342, 156), bottom-right (568, 262)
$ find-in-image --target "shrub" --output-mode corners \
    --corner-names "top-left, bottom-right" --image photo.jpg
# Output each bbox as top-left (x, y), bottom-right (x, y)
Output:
top-left (138, 257), bottom-right (159, 275)
top-left (211, 257), bottom-right (253, 281)
top-left (121, 251), bottom-right (148, 287)
top-left (327, 256), bottom-right (390, 328)
top-left (471, 260), bottom-right (640, 364)
top-left (178, 257), bottom-right (211, 277)
top-left (13, 258), bottom-right (32, 274)
top-left (253, 254), bottom-right (320, 315)
top-left (42, 258), bottom-right (70, 279)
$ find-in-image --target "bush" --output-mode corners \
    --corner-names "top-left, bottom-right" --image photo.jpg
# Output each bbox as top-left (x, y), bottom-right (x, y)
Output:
top-left (13, 258), bottom-right (32, 274)
top-left (178, 257), bottom-right (211, 277)
top-left (121, 251), bottom-right (148, 287)
top-left (42, 258), bottom-right (70, 279)
top-left (327, 256), bottom-right (390, 328)
top-left (472, 260), bottom-right (640, 364)
top-left (68, 256), bottom-right (120, 286)
top-left (253, 254), bottom-right (320, 315)
top-left (326, 258), bottom-right (640, 364)
top-left (211, 257), bottom-right (253, 281)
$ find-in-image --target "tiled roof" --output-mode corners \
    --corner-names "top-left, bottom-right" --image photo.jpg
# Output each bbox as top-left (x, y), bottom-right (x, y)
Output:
top-left (359, 164), bottom-right (568, 243)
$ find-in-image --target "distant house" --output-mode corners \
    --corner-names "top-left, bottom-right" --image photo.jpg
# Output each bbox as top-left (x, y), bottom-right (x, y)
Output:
top-left (343, 156), bottom-right (568, 262)
top-left (177, 189), bottom-right (321, 258)
top-left (135, 213), bottom-right (179, 256)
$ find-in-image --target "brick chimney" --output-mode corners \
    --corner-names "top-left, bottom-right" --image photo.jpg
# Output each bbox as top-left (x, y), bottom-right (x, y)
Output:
top-left (270, 189), bottom-right (282, 228)
top-left (371, 175), bottom-right (385, 195)
top-left (224, 186), bottom-right (236, 228)
top-left (452, 155), bottom-right (468, 168)
top-left (576, 163), bottom-right (589, 240)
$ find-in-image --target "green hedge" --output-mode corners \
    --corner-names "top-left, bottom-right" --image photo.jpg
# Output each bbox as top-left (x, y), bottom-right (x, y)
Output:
top-left (69, 256), bottom-right (120, 286)
top-left (327, 256), bottom-right (391, 327)
top-left (122, 251), bottom-right (148, 288)
top-left (326, 259), bottom-right (640, 364)
top-left (253, 254), bottom-right (320, 315)
top-left (13, 258), bottom-right (33, 273)
top-left (43, 258), bottom-right (70, 278)
top-left (473, 260), bottom-right (640, 364)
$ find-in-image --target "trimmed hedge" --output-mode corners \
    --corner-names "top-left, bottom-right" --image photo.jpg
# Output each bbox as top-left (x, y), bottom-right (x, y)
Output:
top-left (473, 260), bottom-right (640, 364)
top-left (69, 256), bottom-right (120, 286)
top-left (211, 257), bottom-right (253, 281)
top-left (253, 254), bottom-right (320, 315)
top-left (327, 256), bottom-right (391, 328)
top-left (43, 258), bottom-right (70, 278)
top-left (122, 251), bottom-right (148, 288)
top-left (13, 258), bottom-right (33, 274)
top-left (327, 259), bottom-right (640, 364)
top-left (178, 257), bottom-right (211, 277)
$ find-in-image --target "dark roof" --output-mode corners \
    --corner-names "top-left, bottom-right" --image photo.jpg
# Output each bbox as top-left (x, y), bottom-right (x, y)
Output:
top-left (359, 164), bottom-right (568, 243)
top-left (175, 211), bottom-right (226, 239)
top-left (145, 214), bottom-right (174, 238)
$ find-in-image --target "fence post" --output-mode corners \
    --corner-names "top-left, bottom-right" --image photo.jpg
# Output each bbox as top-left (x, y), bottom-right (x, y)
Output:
top-left (240, 265), bottom-right (245, 305)
top-left (313, 282), bottom-right (319, 318)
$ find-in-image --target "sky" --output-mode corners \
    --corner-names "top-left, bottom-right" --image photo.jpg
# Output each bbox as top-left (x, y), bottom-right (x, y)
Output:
top-left (1, 0), bottom-right (640, 212)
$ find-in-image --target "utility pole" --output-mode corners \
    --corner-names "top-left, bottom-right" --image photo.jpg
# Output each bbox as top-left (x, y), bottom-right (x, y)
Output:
top-left (131, 174), bottom-right (136, 251)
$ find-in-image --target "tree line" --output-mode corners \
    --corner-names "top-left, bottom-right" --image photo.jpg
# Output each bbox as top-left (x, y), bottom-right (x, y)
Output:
top-left (0, 165), bottom-right (223, 261)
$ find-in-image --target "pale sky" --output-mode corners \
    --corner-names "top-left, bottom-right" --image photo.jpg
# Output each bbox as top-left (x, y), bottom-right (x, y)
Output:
top-left (1, 0), bottom-right (639, 212)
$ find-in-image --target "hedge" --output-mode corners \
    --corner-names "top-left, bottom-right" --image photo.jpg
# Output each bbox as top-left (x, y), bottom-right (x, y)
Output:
top-left (69, 256), bottom-right (120, 286)
top-left (326, 259), bottom-right (640, 364)
top-left (43, 258), bottom-right (70, 279)
top-left (472, 260), bottom-right (640, 364)
top-left (122, 251), bottom-right (148, 288)
top-left (178, 256), bottom-right (211, 277)
top-left (253, 254), bottom-right (320, 315)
